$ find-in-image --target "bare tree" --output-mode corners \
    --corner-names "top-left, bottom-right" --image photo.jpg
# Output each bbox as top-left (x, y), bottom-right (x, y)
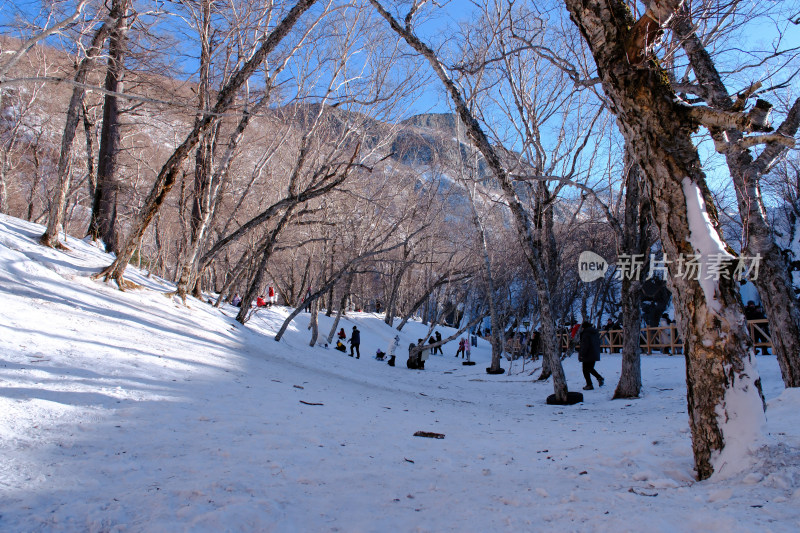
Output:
top-left (92, 0), bottom-right (320, 288)
top-left (40, 4), bottom-right (125, 248)
top-left (86, 0), bottom-right (132, 252)
top-left (563, 0), bottom-right (767, 480)
top-left (368, 0), bottom-right (575, 402)
top-left (0, 0), bottom-right (89, 81)
top-left (665, 4), bottom-right (800, 388)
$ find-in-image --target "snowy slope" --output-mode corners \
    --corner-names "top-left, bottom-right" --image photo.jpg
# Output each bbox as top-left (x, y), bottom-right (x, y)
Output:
top-left (1, 213), bottom-right (800, 532)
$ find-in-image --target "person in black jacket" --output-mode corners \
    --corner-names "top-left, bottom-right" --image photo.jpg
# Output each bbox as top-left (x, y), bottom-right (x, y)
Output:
top-left (349, 326), bottom-right (361, 359)
top-left (579, 321), bottom-right (604, 390)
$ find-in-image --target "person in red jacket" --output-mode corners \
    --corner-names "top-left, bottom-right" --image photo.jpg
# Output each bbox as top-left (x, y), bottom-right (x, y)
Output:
top-left (256, 296), bottom-right (266, 307)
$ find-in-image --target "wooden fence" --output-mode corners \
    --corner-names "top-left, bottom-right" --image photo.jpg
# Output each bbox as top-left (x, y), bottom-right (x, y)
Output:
top-left (544, 319), bottom-right (771, 356)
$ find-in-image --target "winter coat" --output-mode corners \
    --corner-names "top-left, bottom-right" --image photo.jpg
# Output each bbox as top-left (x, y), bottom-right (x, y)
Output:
top-left (578, 325), bottom-right (601, 363)
top-left (387, 336), bottom-right (400, 357)
top-left (351, 328), bottom-right (361, 345)
top-left (659, 317), bottom-right (672, 347)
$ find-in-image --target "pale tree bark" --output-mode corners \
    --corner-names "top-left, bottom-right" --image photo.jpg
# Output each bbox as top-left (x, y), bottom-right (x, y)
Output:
top-left (465, 182), bottom-right (504, 372)
top-left (0, 0), bottom-right (89, 80)
top-left (82, 103), bottom-right (96, 203)
top-left (93, 0), bottom-right (319, 288)
top-left (564, 0), bottom-right (765, 480)
top-left (369, 0), bottom-right (570, 402)
top-left (672, 15), bottom-right (800, 388)
top-left (326, 271), bottom-right (355, 344)
top-left (308, 297), bottom-right (320, 346)
top-left (40, 8), bottom-right (121, 248)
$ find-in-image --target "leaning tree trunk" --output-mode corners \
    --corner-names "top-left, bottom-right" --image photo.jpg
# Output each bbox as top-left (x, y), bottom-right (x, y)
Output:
top-left (564, 0), bottom-right (765, 480)
top-left (93, 0), bottom-right (319, 288)
top-left (614, 158), bottom-right (649, 399)
top-left (673, 17), bottom-right (800, 388)
top-left (236, 208), bottom-right (295, 324)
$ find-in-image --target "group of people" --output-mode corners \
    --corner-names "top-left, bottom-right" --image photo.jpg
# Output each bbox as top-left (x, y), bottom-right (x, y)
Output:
top-left (326, 319), bottom-right (606, 391)
top-left (331, 326), bottom-right (472, 371)
top-left (335, 326), bottom-right (361, 358)
top-left (230, 286), bottom-right (277, 308)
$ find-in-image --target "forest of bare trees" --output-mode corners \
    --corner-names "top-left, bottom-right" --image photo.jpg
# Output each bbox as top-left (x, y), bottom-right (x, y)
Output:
top-left (2, 0), bottom-right (799, 480)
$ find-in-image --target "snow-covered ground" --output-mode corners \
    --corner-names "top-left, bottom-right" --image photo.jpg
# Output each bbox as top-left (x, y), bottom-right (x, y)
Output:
top-left (1, 213), bottom-right (800, 532)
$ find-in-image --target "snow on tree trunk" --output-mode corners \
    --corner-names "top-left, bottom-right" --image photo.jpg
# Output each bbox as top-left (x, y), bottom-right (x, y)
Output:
top-left (673, 18), bottom-right (800, 388)
top-left (564, 0), bottom-right (765, 480)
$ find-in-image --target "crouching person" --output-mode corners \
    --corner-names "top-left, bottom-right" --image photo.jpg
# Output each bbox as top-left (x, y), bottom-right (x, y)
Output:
top-left (407, 343), bottom-right (421, 369)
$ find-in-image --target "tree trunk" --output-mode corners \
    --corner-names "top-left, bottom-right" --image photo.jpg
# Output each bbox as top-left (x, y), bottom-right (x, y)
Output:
top-left (0, 91), bottom-right (7, 213)
top-left (308, 298), bottom-right (319, 346)
top-left (384, 248), bottom-right (412, 326)
top-left (236, 208), bottom-right (295, 324)
top-left (564, 0), bottom-right (765, 480)
top-left (82, 105), bottom-right (96, 203)
top-left (614, 158), bottom-right (648, 399)
top-left (673, 16), bottom-right (800, 388)
top-left (466, 183), bottom-right (503, 372)
top-left (40, 11), bottom-right (118, 248)
top-left (87, 0), bottom-right (130, 253)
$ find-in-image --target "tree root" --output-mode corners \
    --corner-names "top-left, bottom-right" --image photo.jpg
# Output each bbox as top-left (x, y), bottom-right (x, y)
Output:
top-left (163, 289), bottom-right (188, 305)
top-left (91, 265), bottom-right (143, 291)
top-left (39, 234), bottom-right (71, 251)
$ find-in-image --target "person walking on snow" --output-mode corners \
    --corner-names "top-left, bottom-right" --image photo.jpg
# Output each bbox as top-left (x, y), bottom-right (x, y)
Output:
top-left (434, 331), bottom-right (443, 355)
top-left (578, 321), bottom-right (604, 390)
top-left (349, 326), bottom-right (361, 359)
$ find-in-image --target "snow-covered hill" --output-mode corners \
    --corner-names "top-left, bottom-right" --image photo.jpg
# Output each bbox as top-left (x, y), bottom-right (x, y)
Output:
top-left (1, 213), bottom-right (800, 532)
